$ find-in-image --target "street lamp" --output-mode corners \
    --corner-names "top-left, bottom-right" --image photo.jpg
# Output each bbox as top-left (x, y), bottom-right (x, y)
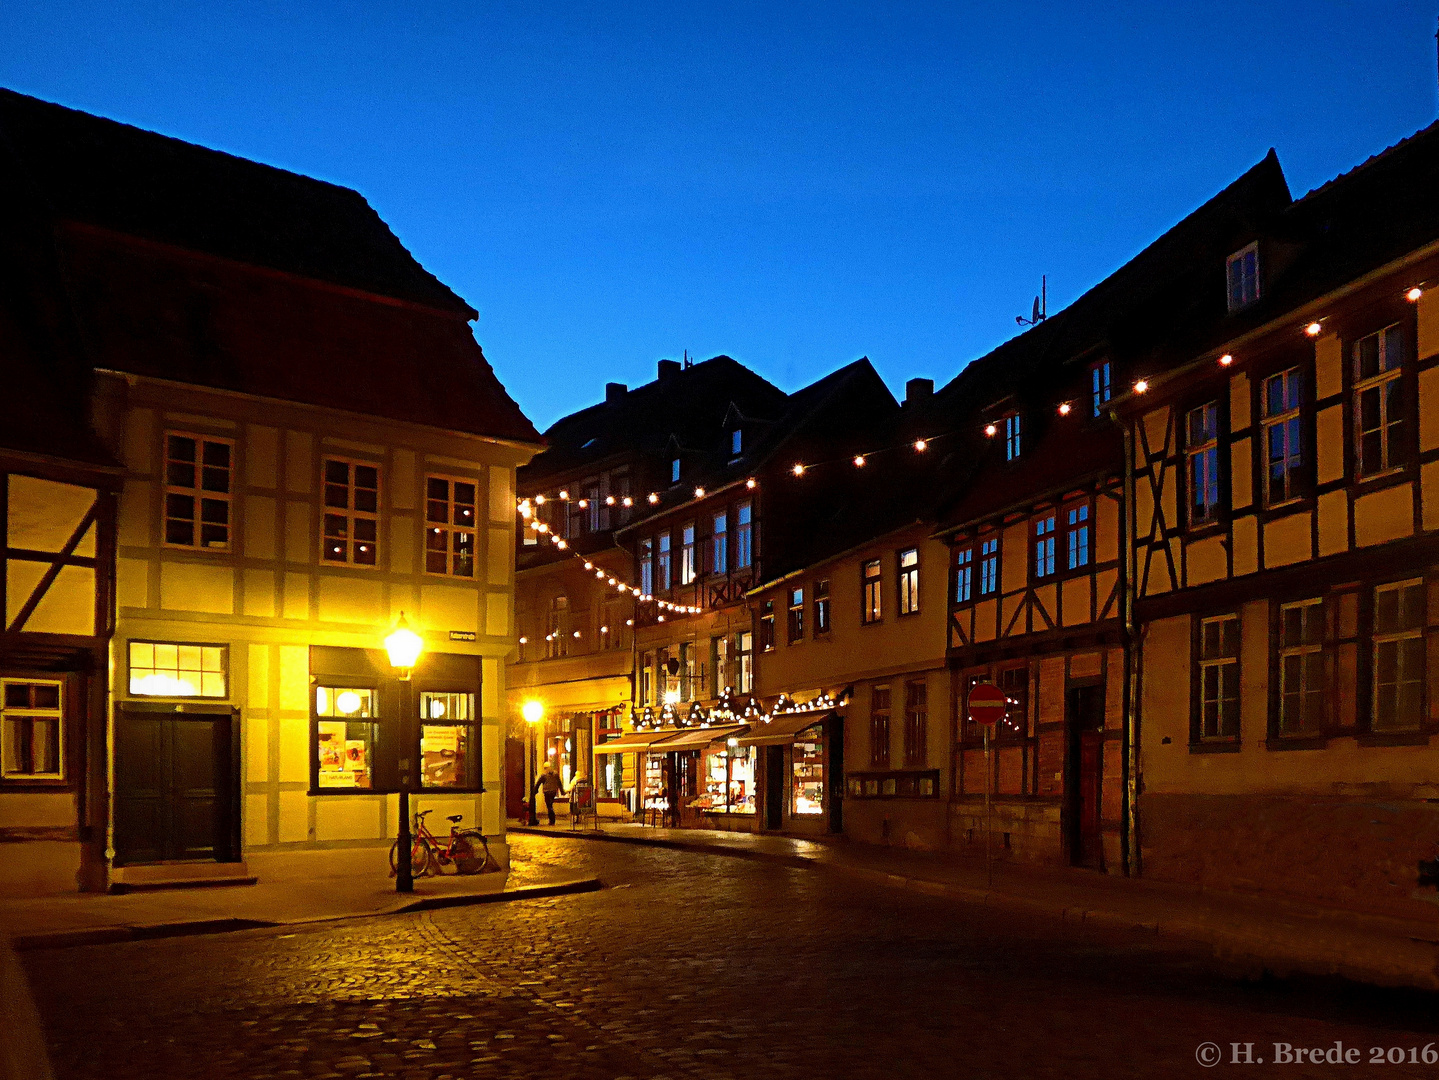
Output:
top-left (522, 699), bottom-right (545, 826)
top-left (385, 612), bottom-right (425, 893)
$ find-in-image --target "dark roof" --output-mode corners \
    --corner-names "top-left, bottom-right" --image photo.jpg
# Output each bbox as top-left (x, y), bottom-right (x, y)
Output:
top-left (0, 88), bottom-right (474, 317)
top-left (0, 89), bottom-right (540, 446)
top-left (522, 356), bottom-right (788, 484)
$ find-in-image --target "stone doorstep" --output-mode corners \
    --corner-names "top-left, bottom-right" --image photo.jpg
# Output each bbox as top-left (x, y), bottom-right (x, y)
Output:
top-left (109, 860), bottom-right (258, 893)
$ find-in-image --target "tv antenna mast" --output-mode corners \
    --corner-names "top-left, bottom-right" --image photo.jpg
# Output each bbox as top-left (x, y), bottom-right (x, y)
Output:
top-left (1016, 275), bottom-right (1047, 327)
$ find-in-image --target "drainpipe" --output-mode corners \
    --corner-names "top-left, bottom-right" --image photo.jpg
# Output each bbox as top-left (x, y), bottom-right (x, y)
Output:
top-left (1119, 415), bottom-right (1142, 877)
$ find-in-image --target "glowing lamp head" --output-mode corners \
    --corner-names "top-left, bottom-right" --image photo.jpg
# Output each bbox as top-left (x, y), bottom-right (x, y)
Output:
top-left (605, 495), bottom-right (616, 505)
top-left (1219, 354), bottom-right (1234, 366)
top-left (1407, 287), bottom-right (1423, 302)
top-left (1057, 403), bottom-right (1071, 416)
top-left (336, 690), bottom-right (363, 715)
top-left (647, 492), bottom-right (659, 504)
top-left (577, 499), bottom-right (588, 508)
top-left (746, 478), bottom-right (757, 489)
top-left (853, 455), bottom-right (866, 467)
top-left (534, 494), bottom-right (546, 505)
top-left (913, 439), bottom-right (927, 452)
top-left (694, 487), bottom-right (706, 498)
top-left (522, 700), bottom-right (545, 724)
top-left (1133, 379), bottom-right (1149, 394)
top-left (384, 613), bottom-right (424, 671)
top-left (622, 496), bottom-right (634, 506)
top-left (663, 689), bottom-right (681, 706)
top-left (1305, 322), bottom-right (1322, 337)
top-left (984, 423), bottom-right (997, 438)
top-left (792, 463), bottom-right (806, 477)
top-left (558, 490), bottom-right (569, 500)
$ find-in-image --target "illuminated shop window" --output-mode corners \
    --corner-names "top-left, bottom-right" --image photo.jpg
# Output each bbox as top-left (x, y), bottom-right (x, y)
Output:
top-left (129, 641), bottom-right (227, 697)
top-left (792, 737), bottom-right (825, 815)
top-left (419, 691), bottom-right (478, 789)
top-left (315, 686), bottom-right (376, 790)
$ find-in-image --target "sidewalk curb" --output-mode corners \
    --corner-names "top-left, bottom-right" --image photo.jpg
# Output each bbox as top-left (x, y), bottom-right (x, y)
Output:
top-left (9, 875), bottom-right (603, 952)
top-left (514, 827), bottom-right (1439, 992)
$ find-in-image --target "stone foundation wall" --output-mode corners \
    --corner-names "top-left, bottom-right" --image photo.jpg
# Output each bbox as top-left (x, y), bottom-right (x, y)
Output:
top-left (1140, 791), bottom-right (1439, 920)
top-left (950, 799), bottom-right (1062, 864)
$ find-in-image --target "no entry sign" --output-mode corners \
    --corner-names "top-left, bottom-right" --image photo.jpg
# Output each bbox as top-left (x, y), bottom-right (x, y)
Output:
top-left (967, 683), bottom-right (1008, 726)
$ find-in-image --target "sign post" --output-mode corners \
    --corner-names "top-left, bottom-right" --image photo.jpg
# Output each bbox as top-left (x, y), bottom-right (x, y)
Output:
top-left (966, 683), bottom-right (1008, 888)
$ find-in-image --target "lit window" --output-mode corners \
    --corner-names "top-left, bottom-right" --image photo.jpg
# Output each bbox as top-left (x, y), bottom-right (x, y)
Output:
top-left (792, 735), bottom-right (824, 815)
top-left (1197, 615), bottom-right (1239, 740)
top-left (1226, 243), bottom-right (1260, 311)
top-left (735, 501), bottom-right (753, 569)
top-left (731, 429), bottom-right (743, 456)
top-left (1065, 504), bottom-right (1090, 570)
top-left (1033, 515), bottom-right (1057, 579)
top-left (323, 459), bottom-right (380, 566)
top-left (671, 458), bottom-right (681, 484)
top-left (547, 596), bottom-right (570, 659)
top-left (813, 579), bottom-right (830, 635)
top-left (640, 537), bottom-right (654, 595)
top-left (163, 432), bottom-right (232, 550)
top-left (759, 600), bottom-right (776, 652)
top-left (425, 476), bottom-right (477, 577)
top-left (788, 586), bottom-right (805, 642)
top-left (978, 538), bottom-right (999, 596)
top-left (1186, 402), bottom-right (1221, 525)
top-left (1354, 323), bottom-right (1408, 477)
top-left (657, 533), bottom-right (671, 590)
top-left (861, 559), bottom-right (882, 624)
top-left (315, 686), bottom-right (377, 790)
top-left (1, 680), bottom-right (63, 780)
top-left (1262, 367), bottom-right (1303, 504)
top-left (1277, 599), bottom-right (1324, 735)
top-left (1004, 413), bottom-right (1022, 460)
top-left (898, 548), bottom-right (920, 616)
top-left (903, 680), bottom-right (927, 767)
top-left (680, 522), bottom-right (697, 585)
top-left (1372, 580), bottom-right (1425, 732)
top-left (129, 641), bottom-right (227, 697)
top-left (420, 692), bottom-right (478, 789)
top-left (712, 511), bottom-right (728, 574)
top-left (1091, 362), bottom-right (1112, 417)
top-left (735, 631), bottom-right (754, 693)
top-left (954, 546), bottom-right (973, 604)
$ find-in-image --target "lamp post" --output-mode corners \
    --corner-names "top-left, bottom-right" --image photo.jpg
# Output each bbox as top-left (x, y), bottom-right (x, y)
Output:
top-left (385, 613), bottom-right (424, 893)
top-left (522, 699), bottom-right (544, 826)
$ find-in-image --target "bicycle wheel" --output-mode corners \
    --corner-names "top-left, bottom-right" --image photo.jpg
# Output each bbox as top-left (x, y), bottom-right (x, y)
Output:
top-left (390, 837), bottom-right (433, 878)
top-left (453, 830), bottom-right (494, 874)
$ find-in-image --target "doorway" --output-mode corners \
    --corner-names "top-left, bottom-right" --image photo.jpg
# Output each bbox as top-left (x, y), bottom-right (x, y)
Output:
top-left (764, 745), bottom-right (784, 830)
top-left (505, 738), bottom-right (527, 820)
top-left (113, 706), bottom-right (239, 866)
top-left (1064, 683), bottom-right (1104, 870)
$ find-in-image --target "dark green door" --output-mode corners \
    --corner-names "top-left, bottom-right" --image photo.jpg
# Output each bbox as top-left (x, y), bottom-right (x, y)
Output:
top-left (114, 708), bottom-right (237, 865)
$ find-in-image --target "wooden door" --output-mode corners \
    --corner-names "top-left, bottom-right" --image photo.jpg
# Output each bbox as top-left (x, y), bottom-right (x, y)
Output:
top-left (114, 708), bottom-right (236, 865)
top-left (505, 738), bottom-right (527, 819)
top-left (764, 745), bottom-right (784, 830)
top-left (1064, 685), bottom-right (1104, 870)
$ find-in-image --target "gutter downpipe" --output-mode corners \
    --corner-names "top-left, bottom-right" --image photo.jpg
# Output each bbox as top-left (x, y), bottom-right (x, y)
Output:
top-left (1119, 413), bottom-right (1142, 878)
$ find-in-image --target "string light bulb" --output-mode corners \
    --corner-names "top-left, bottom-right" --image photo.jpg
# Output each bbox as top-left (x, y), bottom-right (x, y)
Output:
top-left (558, 490), bottom-right (569, 500)
top-left (1305, 322), bottom-right (1322, 337)
top-left (853, 455), bottom-right (866, 467)
top-left (534, 495), bottom-right (546, 505)
top-left (556, 539), bottom-right (567, 549)
top-left (792, 463), bottom-right (805, 477)
top-left (746, 478), bottom-right (757, 489)
top-left (1219, 354), bottom-right (1233, 366)
top-left (1407, 287), bottom-right (1423, 302)
top-left (622, 496), bottom-right (633, 506)
top-left (1134, 379), bottom-right (1149, 394)
top-left (583, 561), bottom-right (593, 570)
top-left (648, 493), bottom-right (659, 504)
top-left (694, 487), bottom-right (706, 498)
top-left (913, 439), bottom-right (927, 452)
top-left (1058, 402), bottom-right (1071, 416)
top-left (984, 424), bottom-right (997, 437)
top-left (605, 495), bottom-right (616, 505)
top-left (577, 499), bottom-right (588, 508)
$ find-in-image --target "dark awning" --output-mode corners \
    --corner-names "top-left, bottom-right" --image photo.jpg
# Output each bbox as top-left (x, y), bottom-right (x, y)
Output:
top-left (649, 724), bottom-right (749, 753)
top-left (594, 730), bottom-right (679, 754)
top-left (735, 711), bottom-right (832, 747)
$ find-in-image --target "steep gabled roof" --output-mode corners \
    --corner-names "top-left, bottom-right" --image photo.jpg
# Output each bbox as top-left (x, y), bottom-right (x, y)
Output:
top-left (0, 88), bottom-right (473, 316)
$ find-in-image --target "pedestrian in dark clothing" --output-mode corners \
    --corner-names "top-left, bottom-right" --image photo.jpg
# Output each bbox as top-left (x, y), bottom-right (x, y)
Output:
top-left (534, 762), bottom-right (564, 825)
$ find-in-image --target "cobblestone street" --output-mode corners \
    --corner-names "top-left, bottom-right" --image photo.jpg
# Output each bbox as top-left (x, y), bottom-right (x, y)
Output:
top-left (23, 835), bottom-right (1439, 1079)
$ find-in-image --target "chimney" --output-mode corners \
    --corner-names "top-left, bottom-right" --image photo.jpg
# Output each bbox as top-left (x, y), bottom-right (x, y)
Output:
top-left (905, 378), bottom-right (934, 406)
top-left (606, 382), bottom-right (627, 404)
top-left (657, 359), bottom-right (682, 381)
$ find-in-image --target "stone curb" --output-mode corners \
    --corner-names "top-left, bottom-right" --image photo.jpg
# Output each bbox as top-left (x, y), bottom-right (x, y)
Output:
top-left (514, 827), bottom-right (1439, 992)
top-left (9, 876), bottom-right (603, 952)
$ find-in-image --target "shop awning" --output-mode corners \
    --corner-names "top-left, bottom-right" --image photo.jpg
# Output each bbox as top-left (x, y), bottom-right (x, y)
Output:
top-left (649, 724), bottom-right (749, 753)
top-left (594, 730), bottom-right (680, 754)
top-left (736, 711), bottom-right (832, 747)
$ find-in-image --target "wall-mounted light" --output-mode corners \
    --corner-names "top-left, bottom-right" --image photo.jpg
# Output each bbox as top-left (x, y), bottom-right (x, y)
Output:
top-left (1134, 380), bottom-right (1149, 394)
top-left (1219, 354), bottom-right (1233, 366)
top-left (1305, 322), bottom-right (1322, 337)
top-left (913, 439), bottom-right (928, 451)
top-left (1407, 287), bottom-right (1424, 302)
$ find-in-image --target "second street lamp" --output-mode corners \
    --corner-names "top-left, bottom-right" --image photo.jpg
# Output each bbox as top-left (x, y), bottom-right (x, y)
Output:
top-left (384, 613), bottom-right (425, 893)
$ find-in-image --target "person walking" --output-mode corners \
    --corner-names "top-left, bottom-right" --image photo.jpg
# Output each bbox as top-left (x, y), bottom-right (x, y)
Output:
top-left (533, 761), bottom-right (564, 826)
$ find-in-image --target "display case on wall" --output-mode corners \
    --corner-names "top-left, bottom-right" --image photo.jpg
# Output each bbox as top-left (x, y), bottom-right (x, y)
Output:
top-left (792, 737), bottom-right (825, 815)
top-left (697, 744), bottom-right (755, 814)
top-left (643, 752), bottom-right (667, 811)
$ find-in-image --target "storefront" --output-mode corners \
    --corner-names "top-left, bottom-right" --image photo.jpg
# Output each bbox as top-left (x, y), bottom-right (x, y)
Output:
top-left (649, 725), bottom-right (748, 829)
top-left (736, 709), bottom-right (841, 836)
top-left (593, 728), bottom-right (676, 815)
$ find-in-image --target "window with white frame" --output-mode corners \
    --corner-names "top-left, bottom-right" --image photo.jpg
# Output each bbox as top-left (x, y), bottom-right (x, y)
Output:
top-left (1065, 503), bottom-right (1090, 570)
top-left (712, 510), bottom-right (728, 574)
top-left (1277, 598), bottom-right (1324, 735)
top-left (1091, 361), bottom-right (1112, 417)
top-left (954, 546), bottom-right (973, 604)
top-left (671, 457), bottom-right (681, 484)
top-left (898, 548), bottom-right (920, 615)
top-left (1, 680), bottom-right (63, 780)
top-left (731, 429), bottom-right (743, 456)
top-left (1033, 514), bottom-right (1057, 579)
top-left (1372, 579), bottom-right (1425, 731)
top-left (978, 537), bottom-right (999, 596)
top-left (1186, 402), bottom-right (1221, 526)
top-left (1354, 322), bottom-right (1408, 477)
top-left (1226, 243), bottom-right (1260, 311)
top-left (128, 641), bottom-right (228, 698)
top-left (546, 596), bottom-right (570, 659)
top-left (735, 631), bottom-right (754, 693)
top-left (735, 501), bottom-right (753, 569)
top-left (680, 522), bottom-right (696, 585)
top-left (1262, 367), bottom-right (1304, 505)
top-left (657, 533), bottom-right (671, 590)
top-left (323, 459), bottom-right (379, 565)
top-left (640, 537), bottom-right (654, 595)
top-left (788, 586), bottom-right (804, 642)
top-left (425, 476), bottom-right (477, 577)
top-left (813, 579), bottom-right (830, 635)
top-left (1004, 413), bottom-right (1022, 460)
top-left (861, 559), bottom-right (882, 624)
top-left (1196, 614), bottom-right (1239, 740)
top-left (163, 432), bottom-right (233, 550)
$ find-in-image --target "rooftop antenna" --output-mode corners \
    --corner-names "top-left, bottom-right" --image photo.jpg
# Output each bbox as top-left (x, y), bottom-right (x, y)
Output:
top-left (1016, 275), bottom-right (1047, 327)
top-left (683, 349), bottom-right (693, 369)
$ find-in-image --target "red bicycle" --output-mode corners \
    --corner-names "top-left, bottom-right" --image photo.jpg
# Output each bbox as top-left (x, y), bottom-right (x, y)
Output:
top-left (389, 809), bottom-right (496, 877)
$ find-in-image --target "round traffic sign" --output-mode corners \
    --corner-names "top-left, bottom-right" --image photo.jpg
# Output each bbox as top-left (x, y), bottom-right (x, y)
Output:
top-left (967, 683), bottom-right (1008, 726)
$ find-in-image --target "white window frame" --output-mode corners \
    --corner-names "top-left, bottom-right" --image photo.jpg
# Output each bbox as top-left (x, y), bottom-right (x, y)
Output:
top-left (322, 457), bottom-right (381, 567)
top-left (1197, 614), bottom-right (1239, 740)
top-left (1277, 598), bottom-right (1324, 735)
top-left (1353, 322), bottom-right (1407, 478)
top-left (1372, 579), bottom-right (1425, 732)
top-left (1226, 242), bottom-right (1260, 311)
top-left (898, 548), bottom-right (920, 616)
top-left (1186, 402), bottom-right (1221, 526)
top-left (424, 474), bottom-right (478, 578)
top-left (1261, 367), bottom-right (1303, 505)
top-left (1, 679), bottom-right (64, 780)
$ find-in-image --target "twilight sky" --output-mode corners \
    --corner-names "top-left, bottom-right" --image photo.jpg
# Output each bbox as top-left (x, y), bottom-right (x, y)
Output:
top-left (4, 2), bottom-right (1437, 429)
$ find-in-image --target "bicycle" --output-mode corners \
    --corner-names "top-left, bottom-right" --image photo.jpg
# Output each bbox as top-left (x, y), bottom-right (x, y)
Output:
top-left (389, 809), bottom-right (497, 877)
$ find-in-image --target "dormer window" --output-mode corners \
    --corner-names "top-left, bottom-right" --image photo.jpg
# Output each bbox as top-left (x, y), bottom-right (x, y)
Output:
top-left (1226, 243), bottom-right (1260, 311)
top-left (731, 429), bottom-right (742, 456)
top-left (671, 458), bottom-right (681, 484)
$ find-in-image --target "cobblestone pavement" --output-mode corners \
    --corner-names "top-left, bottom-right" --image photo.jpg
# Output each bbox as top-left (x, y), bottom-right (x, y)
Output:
top-left (23, 835), bottom-right (1439, 1079)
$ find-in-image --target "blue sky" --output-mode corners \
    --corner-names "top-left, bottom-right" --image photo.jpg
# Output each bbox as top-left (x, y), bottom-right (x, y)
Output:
top-left (4, 2), bottom-right (1437, 428)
